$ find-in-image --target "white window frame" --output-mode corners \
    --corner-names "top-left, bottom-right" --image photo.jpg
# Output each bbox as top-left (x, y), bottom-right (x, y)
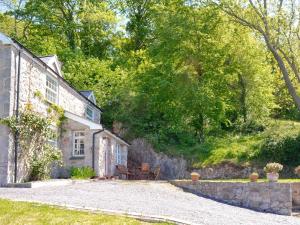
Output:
top-left (46, 75), bottom-right (58, 103)
top-left (86, 106), bottom-right (94, 121)
top-left (116, 144), bottom-right (122, 165)
top-left (73, 131), bottom-right (85, 157)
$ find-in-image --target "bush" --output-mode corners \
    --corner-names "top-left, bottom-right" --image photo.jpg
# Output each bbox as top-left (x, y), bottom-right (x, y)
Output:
top-left (255, 132), bottom-right (300, 167)
top-left (29, 145), bottom-right (62, 181)
top-left (70, 166), bottom-right (95, 179)
top-left (234, 120), bottom-right (265, 134)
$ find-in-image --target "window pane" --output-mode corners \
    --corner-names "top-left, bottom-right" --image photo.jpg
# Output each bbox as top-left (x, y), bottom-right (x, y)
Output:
top-left (46, 76), bottom-right (58, 103)
top-left (86, 107), bottom-right (94, 120)
top-left (73, 131), bottom-right (85, 156)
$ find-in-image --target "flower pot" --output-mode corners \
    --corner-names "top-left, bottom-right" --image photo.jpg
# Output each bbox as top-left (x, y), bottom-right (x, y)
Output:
top-left (267, 172), bottom-right (279, 182)
top-left (191, 172), bottom-right (200, 182)
top-left (249, 173), bottom-right (259, 182)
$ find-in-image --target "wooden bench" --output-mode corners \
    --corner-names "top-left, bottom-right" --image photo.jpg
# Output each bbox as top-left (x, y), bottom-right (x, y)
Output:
top-left (115, 165), bottom-right (131, 179)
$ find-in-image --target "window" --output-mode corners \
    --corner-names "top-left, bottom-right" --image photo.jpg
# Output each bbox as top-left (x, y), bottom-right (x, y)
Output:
top-left (86, 106), bottom-right (94, 121)
top-left (116, 144), bottom-right (122, 164)
top-left (46, 76), bottom-right (58, 103)
top-left (73, 131), bottom-right (85, 157)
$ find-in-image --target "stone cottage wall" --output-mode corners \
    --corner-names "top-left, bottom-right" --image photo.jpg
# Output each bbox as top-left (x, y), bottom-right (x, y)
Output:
top-left (170, 180), bottom-right (293, 215)
top-left (0, 44), bottom-right (15, 185)
top-left (13, 47), bottom-right (101, 122)
top-left (8, 46), bottom-right (102, 181)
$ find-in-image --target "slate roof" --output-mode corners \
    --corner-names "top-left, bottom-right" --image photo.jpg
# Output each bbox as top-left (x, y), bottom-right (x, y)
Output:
top-left (79, 90), bottom-right (93, 98)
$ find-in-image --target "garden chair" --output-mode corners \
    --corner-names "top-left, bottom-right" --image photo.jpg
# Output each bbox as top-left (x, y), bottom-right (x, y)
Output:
top-left (115, 165), bottom-right (132, 179)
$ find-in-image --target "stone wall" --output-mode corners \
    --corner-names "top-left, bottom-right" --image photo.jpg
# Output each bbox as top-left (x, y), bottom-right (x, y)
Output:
top-left (170, 180), bottom-right (293, 215)
top-left (55, 125), bottom-right (128, 178)
top-left (292, 183), bottom-right (300, 208)
top-left (14, 47), bottom-right (101, 123)
top-left (0, 44), bottom-right (13, 186)
top-left (194, 161), bottom-right (264, 179)
top-left (128, 138), bottom-right (188, 179)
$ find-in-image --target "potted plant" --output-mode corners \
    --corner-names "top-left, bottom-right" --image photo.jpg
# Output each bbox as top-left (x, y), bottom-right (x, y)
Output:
top-left (295, 166), bottom-right (300, 177)
top-left (249, 172), bottom-right (259, 182)
top-left (191, 172), bottom-right (200, 182)
top-left (264, 163), bottom-right (283, 182)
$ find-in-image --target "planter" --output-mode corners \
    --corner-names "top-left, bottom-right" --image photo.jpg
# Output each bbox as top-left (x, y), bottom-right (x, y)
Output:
top-left (267, 172), bottom-right (279, 182)
top-left (191, 172), bottom-right (200, 182)
top-left (249, 173), bottom-right (259, 182)
top-left (141, 163), bottom-right (150, 172)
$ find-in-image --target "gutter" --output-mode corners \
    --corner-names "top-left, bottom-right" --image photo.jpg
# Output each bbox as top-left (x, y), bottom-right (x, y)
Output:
top-left (14, 48), bottom-right (22, 183)
top-left (92, 129), bottom-right (104, 171)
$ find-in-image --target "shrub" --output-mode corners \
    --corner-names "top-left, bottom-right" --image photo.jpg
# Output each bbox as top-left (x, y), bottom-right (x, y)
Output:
top-left (256, 132), bottom-right (300, 166)
top-left (264, 162), bottom-right (283, 173)
top-left (29, 145), bottom-right (62, 181)
top-left (235, 120), bottom-right (265, 134)
top-left (0, 110), bottom-right (63, 181)
top-left (70, 166), bottom-right (95, 179)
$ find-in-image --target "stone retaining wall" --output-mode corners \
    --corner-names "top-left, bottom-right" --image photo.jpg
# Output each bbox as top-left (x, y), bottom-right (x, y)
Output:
top-left (292, 183), bottom-right (300, 208)
top-left (170, 180), bottom-right (294, 215)
top-left (128, 139), bottom-right (188, 180)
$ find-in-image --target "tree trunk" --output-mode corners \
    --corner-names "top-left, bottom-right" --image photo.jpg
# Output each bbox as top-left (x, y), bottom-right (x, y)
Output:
top-left (238, 73), bottom-right (247, 123)
top-left (265, 39), bottom-right (300, 111)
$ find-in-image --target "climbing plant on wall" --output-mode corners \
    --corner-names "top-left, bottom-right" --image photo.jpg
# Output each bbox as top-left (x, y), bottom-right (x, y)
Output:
top-left (0, 102), bottom-right (63, 181)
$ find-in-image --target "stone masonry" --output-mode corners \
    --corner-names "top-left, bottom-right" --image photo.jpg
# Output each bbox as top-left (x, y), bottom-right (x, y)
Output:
top-left (0, 34), bottom-right (129, 185)
top-left (170, 180), bottom-right (294, 215)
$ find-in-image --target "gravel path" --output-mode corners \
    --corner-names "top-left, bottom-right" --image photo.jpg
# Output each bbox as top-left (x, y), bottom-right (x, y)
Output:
top-left (0, 180), bottom-right (299, 225)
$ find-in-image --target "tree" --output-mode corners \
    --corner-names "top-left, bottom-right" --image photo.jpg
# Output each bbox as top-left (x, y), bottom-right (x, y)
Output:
top-left (116, 0), bottom-right (155, 51)
top-left (208, 0), bottom-right (300, 111)
top-left (14, 0), bottom-right (116, 57)
top-left (225, 26), bottom-right (276, 124)
top-left (0, 0), bottom-right (26, 36)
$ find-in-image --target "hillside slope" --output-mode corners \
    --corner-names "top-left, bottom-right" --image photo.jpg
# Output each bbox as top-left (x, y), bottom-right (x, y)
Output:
top-left (164, 120), bottom-right (300, 169)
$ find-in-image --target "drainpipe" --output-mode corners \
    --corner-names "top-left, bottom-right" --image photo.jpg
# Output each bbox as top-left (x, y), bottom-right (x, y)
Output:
top-left (14, 49), bottom-right (22, 183)
top-left (92, 129), bottom-right (104, 171)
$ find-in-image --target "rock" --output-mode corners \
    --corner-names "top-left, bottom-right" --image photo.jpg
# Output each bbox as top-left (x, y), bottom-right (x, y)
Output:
top-left (128, 138), bottom-right (188, 179)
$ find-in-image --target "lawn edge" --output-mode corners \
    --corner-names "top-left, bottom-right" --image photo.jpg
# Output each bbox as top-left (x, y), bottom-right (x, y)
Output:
top-left (0, 198), bottom-right (193, 225)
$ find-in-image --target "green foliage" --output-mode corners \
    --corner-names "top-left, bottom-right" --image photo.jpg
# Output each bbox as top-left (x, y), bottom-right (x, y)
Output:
top-left (34, 91), bottom-right (66, 127)
top-left (256, 133), bottom-right (300, 167)
top-left (1, 0), bottom-right (299, 171)
top-left (0, 110), bottom-right (62, 181)
top-left (70, 166), bottom-right (95, 179)
top-left (173, 120), bottom-right (300, 168)
top-left (30, 145), bottom-right (62, 181)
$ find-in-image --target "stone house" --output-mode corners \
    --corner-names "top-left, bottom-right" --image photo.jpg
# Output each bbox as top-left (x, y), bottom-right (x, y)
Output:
top-left (0, 33), bottom-right (129, 186)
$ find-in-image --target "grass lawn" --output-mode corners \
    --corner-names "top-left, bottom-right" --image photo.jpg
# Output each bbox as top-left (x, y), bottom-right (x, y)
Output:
top-left (0, 199), bottom-right (171, 225)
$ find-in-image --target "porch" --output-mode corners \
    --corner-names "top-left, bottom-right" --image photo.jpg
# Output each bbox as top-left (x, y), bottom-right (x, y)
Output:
top-left (56, 111), bottom-right (129, 178)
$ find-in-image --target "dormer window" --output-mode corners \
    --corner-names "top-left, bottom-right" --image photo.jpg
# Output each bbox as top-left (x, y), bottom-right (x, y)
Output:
top-left (86, 106), bottom-right (94, 121)
top-left (46, 75), bottom-right (58, 103)
top-left (79, 90), bottom-right (96, 104)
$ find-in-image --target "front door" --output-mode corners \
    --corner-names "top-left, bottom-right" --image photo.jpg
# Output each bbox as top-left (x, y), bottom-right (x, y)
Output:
top-left (104, 137), bottom-right (111, 177)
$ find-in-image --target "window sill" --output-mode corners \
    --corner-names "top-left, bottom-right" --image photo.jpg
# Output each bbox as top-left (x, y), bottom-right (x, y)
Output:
top-left (69, 156), bottom-right (85, 160)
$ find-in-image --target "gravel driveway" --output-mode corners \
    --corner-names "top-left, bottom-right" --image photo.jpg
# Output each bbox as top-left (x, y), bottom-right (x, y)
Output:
top-left (0, 180), bottom-right (299, 225)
